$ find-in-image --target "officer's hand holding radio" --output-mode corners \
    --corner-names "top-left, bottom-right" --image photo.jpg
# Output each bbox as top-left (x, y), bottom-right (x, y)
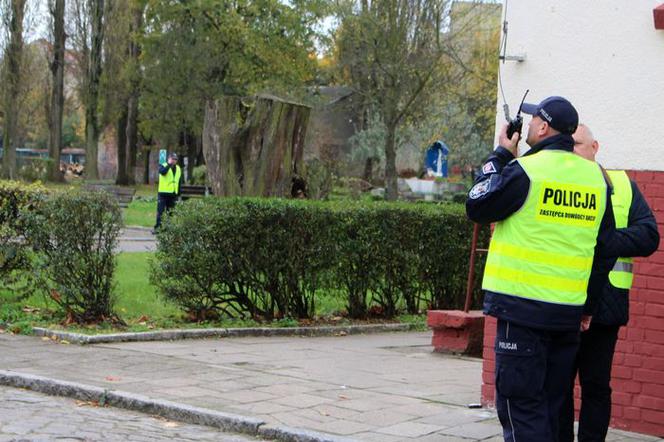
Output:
top-left (499, 89), bottom-right (529, 158)
top-left (499, 123), bottom-right (521, 157)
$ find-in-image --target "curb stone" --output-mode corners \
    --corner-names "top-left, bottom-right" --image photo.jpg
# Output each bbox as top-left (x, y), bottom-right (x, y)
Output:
top-left (258, 425), bottom-right (357, 442)
top-left (0, 370), bottom-right (357, 442)
top-left (32, 323), bottom-right (414, 345)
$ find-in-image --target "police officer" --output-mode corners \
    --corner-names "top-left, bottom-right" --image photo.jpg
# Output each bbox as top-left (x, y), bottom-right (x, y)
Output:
top-left (559, 125), bottom-right (659, 442)
top-left (153, 152), bottom-right (183, 232)
top-left (466, 96), bottom-right (618, 442)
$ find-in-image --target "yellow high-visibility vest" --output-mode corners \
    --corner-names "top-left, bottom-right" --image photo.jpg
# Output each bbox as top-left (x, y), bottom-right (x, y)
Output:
top-left (606, 170), bottom-right (634, 289)
top-left (158, 164), bottom-right (181, 194)
top-left (482, 150), bottom-right (607, 306)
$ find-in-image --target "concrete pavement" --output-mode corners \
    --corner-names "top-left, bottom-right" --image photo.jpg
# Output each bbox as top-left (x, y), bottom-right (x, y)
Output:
top-left (0, 331), bottom-right (660, 441)
top-left (118, 227), bottom-right (156, 253)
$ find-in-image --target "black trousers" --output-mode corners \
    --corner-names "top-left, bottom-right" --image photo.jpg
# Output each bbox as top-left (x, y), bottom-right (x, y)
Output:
top-left (154, 193), bottom-right (177, 229)
top-left (494, 319), bottom-right (580, 442)
top-left (559, 323), bottom-right (620, 442)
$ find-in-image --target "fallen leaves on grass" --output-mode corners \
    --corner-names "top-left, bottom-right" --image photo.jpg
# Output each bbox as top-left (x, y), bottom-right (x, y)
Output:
top-left (49, 289), bottom-right (61, 303)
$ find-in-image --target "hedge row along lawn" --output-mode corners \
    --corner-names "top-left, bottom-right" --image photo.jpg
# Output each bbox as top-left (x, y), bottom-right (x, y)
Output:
top-left (0, 252), bottom-right (426, 335)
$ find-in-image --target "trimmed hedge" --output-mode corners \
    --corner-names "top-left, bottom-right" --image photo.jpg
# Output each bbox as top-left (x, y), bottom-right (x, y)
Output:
top-left (151, 198), bottom-right (489, 320)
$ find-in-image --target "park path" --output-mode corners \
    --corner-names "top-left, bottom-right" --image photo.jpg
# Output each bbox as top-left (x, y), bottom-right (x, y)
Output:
top-left (118, 227), bottom-right (156, 253)
top-left (1, 331), bottom-right (660, 441)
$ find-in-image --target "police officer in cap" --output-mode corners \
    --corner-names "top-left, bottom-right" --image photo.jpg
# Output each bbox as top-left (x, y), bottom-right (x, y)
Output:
top-left (466, 96), bottom-right (618, 441)
top-left (153, 152), bottom-right (183, 232)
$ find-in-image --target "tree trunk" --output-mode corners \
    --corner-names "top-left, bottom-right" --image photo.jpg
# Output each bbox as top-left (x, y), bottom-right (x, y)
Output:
top-left (47, 0), bottom-right (66, 182)
top-left (125, 94), bottom-right (138, 184)
top-left (125, 3), bottom-right (142, 185)
top-left (1, 0), bottom-right (26, 180)
top-left (384, 122), bottom-right (398, 201)
top-left (84, 0), bottom-right (105, 180)
top-left (143, 147), bottom-right (151, 185)
top-left (115, 107), bottom-right (128, 184)
top-left (185, 130), bottom-right (196, 181)
top-left (362, 157), bottom-right (374, 182)
top-left (202, 95), bottom-right (311, 197)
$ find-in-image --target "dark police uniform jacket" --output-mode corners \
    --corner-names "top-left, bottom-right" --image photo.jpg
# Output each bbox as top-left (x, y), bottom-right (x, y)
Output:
top-left (595, 179), bottom-right (659, 326)
top-left (466, 134), bottom-right (618, 331)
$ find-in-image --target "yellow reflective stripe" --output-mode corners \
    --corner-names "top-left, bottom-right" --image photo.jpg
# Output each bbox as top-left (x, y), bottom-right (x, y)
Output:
top-left (489, 240), bottom-right (593, 270)
top-left (609, 272), bottom-right (633, 289)
top-left (609, 258), bottom-right (634, 289)
top-left (483, 277), bottom-right (585, 305)
top-left (484, 262), bottom-right (588, 294)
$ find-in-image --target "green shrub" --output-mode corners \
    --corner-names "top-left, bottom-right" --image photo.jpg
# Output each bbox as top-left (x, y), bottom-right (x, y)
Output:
top-left (150, 199), bottom-right (251, 321)
top-left (151, 198), bottom-right (338, 321)
top-left (0, 181), bottom-right (47, 293)
top-left (304, 159), bottom-right (334, 200)
top-left (25, 190), bottom-right (123, 323)
top-left (417, 203), bottom-right (490, 310)
top-left (191, 165), bottom-right (207, 185)
top-left (18, 158), bottom-right (53, 182)
top-left (151, 198), bottom-right (488, 321)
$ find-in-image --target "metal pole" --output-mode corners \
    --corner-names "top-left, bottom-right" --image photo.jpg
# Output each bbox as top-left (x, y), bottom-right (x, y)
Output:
top-left (463, 223), bottom-right (480, 313)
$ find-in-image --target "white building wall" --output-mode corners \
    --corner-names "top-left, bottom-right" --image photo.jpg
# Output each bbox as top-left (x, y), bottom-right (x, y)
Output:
top-left (495, 0), bottom-right (664, 170)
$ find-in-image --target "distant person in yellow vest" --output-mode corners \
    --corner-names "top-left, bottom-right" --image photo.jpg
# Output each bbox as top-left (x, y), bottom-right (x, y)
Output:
top-left (466, 96), bottom-right (618, 442)
top-left (153, 152), bottom-right (183, 233)
top-left (559, 125), bottom-right (659, 442)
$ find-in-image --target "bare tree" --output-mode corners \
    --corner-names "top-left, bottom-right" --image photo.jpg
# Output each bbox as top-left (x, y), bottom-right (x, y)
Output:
top-left (335, 0), bottom-right (482, 199)
top-left (69, 0), bottom-right (104, 180)
top-left (113, 0), bottom-right (142, 185)
top-left (47, 0), bottom-right (66, 182)
top-left (1, 0), bottom-right (27, 179)
top-left (124, 0), bottom-right (143, 185)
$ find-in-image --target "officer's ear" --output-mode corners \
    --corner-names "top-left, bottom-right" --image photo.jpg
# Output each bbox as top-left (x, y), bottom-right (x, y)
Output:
top-left (592, 140), bottom-right (599, 156)
top-left (537, 120), bottom-right (552, 137)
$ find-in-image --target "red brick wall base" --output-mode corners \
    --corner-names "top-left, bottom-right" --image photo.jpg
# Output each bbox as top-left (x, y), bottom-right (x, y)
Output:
top-left (480, 170), bottom-right (664, 437)
top-left (427, 310), bottom-right (485, 357)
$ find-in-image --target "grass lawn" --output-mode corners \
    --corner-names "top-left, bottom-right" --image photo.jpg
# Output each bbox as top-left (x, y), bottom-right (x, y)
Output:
top-left (0, 252), bottom-right (182, 333)
top-left (123, 199), bottom-right (157, 227)
top-left (39, 181), bottom-right (157, 228)
top-left (114, 252), bottom-right (179, 321)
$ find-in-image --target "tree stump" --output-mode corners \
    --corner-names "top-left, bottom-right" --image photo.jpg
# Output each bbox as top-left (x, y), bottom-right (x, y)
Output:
top-left (202, 95), bottom-right (311, 197)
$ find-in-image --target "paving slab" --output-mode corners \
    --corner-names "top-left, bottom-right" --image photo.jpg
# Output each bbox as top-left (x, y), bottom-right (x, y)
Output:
top-left (0, 331), bottom-right (659, 441)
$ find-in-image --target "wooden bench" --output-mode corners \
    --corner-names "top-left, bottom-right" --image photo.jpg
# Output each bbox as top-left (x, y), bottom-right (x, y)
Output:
top-left (84, 184), bottom-right (136, 208)
top-left (179, 185), bottom-right (213, 201)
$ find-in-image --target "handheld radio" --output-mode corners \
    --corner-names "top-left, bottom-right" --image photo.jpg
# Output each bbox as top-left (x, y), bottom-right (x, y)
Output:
top-left (506, 89), bottom-right (529, 139)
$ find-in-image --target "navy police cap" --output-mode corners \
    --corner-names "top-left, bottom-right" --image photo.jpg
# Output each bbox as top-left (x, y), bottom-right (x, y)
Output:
top-left (521, 96), bottom-right (579, 135)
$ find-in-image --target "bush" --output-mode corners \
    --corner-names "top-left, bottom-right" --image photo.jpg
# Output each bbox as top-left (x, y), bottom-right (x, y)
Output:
top-left (25, 190), bottom-right (123, 323)
top-left (0, 181), bottom-right (47, 293)
top-left (151, 198), bottom-right (338, 321)
top-left (151, 198), bottom-right (488, 321)
top-left (18, 158), bottom-right (53, 182)
top-left (191, 165), bottom-right (208, 185)
top-left (304, 159), bottom-right (334, 200)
